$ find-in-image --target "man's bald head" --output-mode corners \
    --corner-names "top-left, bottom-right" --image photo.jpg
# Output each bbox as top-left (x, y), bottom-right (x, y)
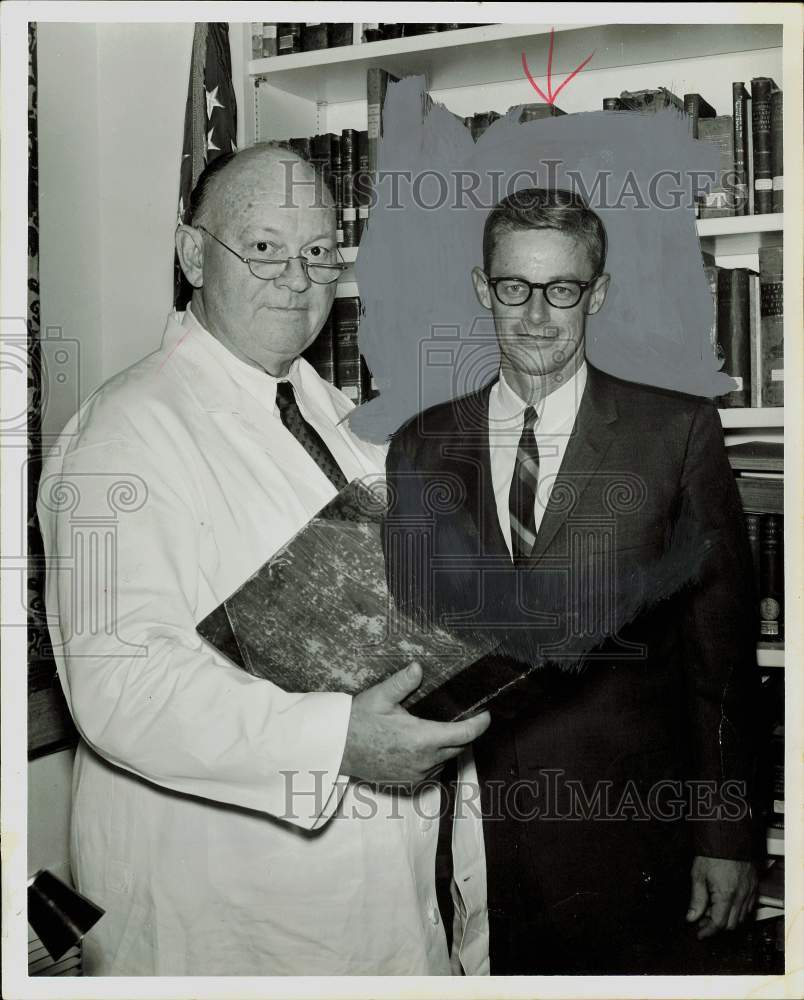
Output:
top-left (189, 143), bottom-right (334, 233)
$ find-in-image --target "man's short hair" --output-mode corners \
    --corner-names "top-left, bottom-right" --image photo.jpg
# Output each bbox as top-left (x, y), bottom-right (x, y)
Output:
top-left (483, 188), bottom-right (607, 276)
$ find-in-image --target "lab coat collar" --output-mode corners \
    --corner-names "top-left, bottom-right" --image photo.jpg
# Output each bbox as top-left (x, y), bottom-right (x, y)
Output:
top-left (159, 305), bottom-right (316, 416)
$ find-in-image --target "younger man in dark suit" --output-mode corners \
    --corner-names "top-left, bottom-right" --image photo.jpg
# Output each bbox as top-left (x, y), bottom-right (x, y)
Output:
top-left (385, 188), bottom-right (760, 974)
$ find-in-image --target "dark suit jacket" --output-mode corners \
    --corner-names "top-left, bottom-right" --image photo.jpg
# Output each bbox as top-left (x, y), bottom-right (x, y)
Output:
top-left (385, 364), bottom-right (761, 962)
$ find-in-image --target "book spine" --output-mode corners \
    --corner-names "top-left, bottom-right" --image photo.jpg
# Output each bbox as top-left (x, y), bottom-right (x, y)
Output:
top-left (261, 23), bottom-right (278, 58)
top-left (328, 22), bottom-right (354, 47)
top-left (367, 68), bottom-right (394, 225)
top-left (731, 82), bottom-right (750, 215)
top-left (334, 297), bottom-right (361, 402)
top-left (703, 265), bottom-right (720, 364)
top-left (340, 129), bottom-right (359, 248)
top-left (748, 272), bottom-right (762, 406)
top-left (310, 133), bottom-right (335, 206)
top-left (759, 515), bottom-right (783, 640)
top-left (684, 93), bottom-right (716, 138)
top-left (300, 23), bottom-right (329, 51)
top-left (758, 246), bottom-right (784, 406)
top-left (716, 268), bottom-right (751, 407)
top-left (750, 78), bottom-right (775, 214)
top-left (771, 89), bottom-right (783, 213)
top-left (363, 23), bottom-right (383, 42)
top-left (697, 117), bottom-right (735, 218)
top-left (744, 512), bottom-right (761, 601)
top-left (277, 23), bottom-right (302, 55)
top-left (330, 133), bottom-right (343, 247)
top-left (301, 315), bottom-right (336, 385)
top-left (356, 130), bottom-right (369, 242)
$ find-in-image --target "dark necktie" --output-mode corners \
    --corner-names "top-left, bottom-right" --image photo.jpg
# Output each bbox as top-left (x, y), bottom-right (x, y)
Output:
top-left (508, 405), bottom-right (540, 563)
top-left (275, 381), bottom-right (348, 491)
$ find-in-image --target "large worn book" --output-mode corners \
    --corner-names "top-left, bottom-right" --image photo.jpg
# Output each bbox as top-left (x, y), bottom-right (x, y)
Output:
top-left (197, 478), bottom-right (506, 722)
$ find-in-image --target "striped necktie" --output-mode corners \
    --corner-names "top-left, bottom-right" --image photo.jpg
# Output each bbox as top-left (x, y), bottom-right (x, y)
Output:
top-left (275, 381), bottom-right (348, 491)
top-left (508, 405), bottom-right (540, 563)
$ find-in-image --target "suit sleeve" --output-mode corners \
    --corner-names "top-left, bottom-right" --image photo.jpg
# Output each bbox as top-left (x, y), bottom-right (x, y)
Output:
top-left (677, 401), bottom-right (761, 860)
top-left (38, 436), bottom-right (352, 830)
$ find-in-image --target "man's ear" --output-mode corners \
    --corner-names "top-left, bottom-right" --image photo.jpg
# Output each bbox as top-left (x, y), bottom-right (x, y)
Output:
top-left (585, 273), bottom-right (610, 316)
top-left (471, 266), bottom-right (492, 309)
top-left (175, 225), bottom-right (205, 289)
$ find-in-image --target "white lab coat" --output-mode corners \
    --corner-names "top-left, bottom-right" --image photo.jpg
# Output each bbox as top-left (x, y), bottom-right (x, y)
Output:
top-left (38, 308), bottom-right (489, 976)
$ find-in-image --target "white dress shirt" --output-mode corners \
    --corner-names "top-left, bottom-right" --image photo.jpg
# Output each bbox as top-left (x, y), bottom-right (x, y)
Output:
top-left (488, 364), bottom-right (588, 555)
top-left (38, 305), bottom-right (485, 976)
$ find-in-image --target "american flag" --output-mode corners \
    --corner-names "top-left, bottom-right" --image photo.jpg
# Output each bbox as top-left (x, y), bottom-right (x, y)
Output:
top-left (174, 23), bottom-right (238, 307)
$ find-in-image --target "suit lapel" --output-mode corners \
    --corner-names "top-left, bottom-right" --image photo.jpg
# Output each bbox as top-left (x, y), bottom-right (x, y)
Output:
top-left (531, 366), bottom-right (619, 560)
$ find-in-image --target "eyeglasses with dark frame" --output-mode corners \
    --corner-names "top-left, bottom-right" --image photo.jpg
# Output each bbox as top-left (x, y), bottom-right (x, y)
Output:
top-left (486, 273), bottom-right (601, 309)
top-left (196, 225), bottom-right (347, 285)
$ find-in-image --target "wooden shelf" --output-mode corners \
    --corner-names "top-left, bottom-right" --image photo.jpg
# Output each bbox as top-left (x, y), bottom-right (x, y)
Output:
top-left (248, 23), bottom-right (782, 103)
top-left (719, 408), bottom-right (784, 429)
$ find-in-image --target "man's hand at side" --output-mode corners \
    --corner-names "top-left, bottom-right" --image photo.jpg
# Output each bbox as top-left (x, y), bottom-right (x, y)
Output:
top-left (339, 662), bottom-right (491, 786)
top-left (685, 856), bottom-right (758, 939)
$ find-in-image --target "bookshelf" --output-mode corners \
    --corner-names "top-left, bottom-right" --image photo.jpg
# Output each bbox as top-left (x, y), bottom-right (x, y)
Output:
top-left (240, 19), bottom-right (789, 871)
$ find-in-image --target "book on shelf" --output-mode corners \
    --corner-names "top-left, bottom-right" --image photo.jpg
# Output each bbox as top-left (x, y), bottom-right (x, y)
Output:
top-left (751, 78), bottom-right (779, 215)
top-left (366, 67), bottom-right (400, 226)
top-left (697, 116), bottom-right (735, 218)
top-left (330, 132), bottom-right (344, 245)
top-left (727, 441), bottom-right (784, 473)
top-left (261, 23), bottom-right (278, 59)
top-left (196, 478), bottom-right (502, 723)
top-left (470, 110), bottom-right (501, 140)
top-left (683, 92), bottom-right (716, 139)
top-left (715, 267), bottom-right (751, 408)
top-left (759, 515), bottom-right (784, 640)
top-left (300, 23), bottom-right (329, 52)
top-left (771, 89), bottom-right (783, 212)
top-left (333, 296), bottom-right (361, 403)
top-left (515, 102), bottom-right (566, 121)
top-left (758, 246), bottom-right (783, 406)
top-left (748, 271), bottom-right (761, 405)
top-left (735, 476), bottom-right (783, 515)
top-left (732, 82), bottom-right (751, 215)
top-left (328, 22), bottom-right (354, 47)
top-left (277, 23), bottom-right (302, 56)
top-left (357, 130), bottom-right (370, 241)
top-left (617, 87), bottom-right (683, 112)
top-left (340, 128), bottom-right (360, 248)
top-left (745, 512), bottom-right (761, 598)
top-left (301, 315), bottom-right (336, 384)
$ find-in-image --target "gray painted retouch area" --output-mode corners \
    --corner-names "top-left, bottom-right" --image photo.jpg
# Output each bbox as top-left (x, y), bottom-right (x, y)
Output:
top-left (350, 76), bottom-right (727, 443)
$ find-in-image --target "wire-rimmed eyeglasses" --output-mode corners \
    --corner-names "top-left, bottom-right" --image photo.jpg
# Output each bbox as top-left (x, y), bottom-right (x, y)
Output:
top-left (197, 226), bottom-right (347, 284)
top-left (486, 274), bottom-right (600, 308)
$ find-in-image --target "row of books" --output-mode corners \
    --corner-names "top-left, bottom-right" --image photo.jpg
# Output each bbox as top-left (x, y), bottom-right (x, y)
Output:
top-left (302, 297), bottom-right (378, 405)
top-left (602, 82), bottom-right (784, 217)
top-left (250, 23), bottom-right (481, 57)
top-left (705, 246), bottom-right (783, 408)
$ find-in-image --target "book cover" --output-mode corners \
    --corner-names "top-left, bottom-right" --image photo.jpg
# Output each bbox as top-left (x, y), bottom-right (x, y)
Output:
top-left (751, 78), bottom-right (777, 214)
top-left (697, 116), bottom-right (736, 218)
top-left (683, 92), bottom-right (716, 139)
top-left (771, 89), bottom-right (783, 212)
top-left (197, 479), bottom-right (501, 722)
top-left (759, 515), bottom-right (784, 640)
top-left (703, 264), bottom-right (721, 365)
top-left (715, 268), bottom-right (751, 407)
top-left (744, 512), bottom-right (761, 599)
top-left (758, 246), bottom-right (783, 406)
top-left (333, 296), bottom-right (361, 403)
top-left (732, 82), bottom-right (750, 215)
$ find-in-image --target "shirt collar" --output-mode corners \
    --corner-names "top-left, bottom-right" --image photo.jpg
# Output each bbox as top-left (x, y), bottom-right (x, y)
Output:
top-left (163, 303), bottom-right (308, 412)
top-left (493, 361), bottom-right (588, 433)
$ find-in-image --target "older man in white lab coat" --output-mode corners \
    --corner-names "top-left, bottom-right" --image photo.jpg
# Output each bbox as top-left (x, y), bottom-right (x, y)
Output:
top-left (38, 145), bottom-right (490, 976)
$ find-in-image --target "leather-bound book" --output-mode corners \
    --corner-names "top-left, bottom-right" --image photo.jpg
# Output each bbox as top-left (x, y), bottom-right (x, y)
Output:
top-left (683, 92), bottom-right (716, 139)
top-left (758, 245), bottom-right (783, 406)
top-left (698, 116), bottom-right (735, 218)
top-left (333, 296), bottom-right (361, 403)
top-left (731, 82), bottom-right (750, 215)
top-left (759, 515), bottom-right (784, 640)
top-left (771, 89), bottom-right (783, 212)
top-left (715, 267), bottom-right (751, 408)
top-left (197, 479), bottom-right (499, 722)
top-left (750, 78), bottom-right (778, 214)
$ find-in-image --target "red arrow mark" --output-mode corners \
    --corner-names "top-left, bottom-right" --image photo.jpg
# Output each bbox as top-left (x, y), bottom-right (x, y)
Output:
top-left (522, 28), bottom-right (595, 105)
